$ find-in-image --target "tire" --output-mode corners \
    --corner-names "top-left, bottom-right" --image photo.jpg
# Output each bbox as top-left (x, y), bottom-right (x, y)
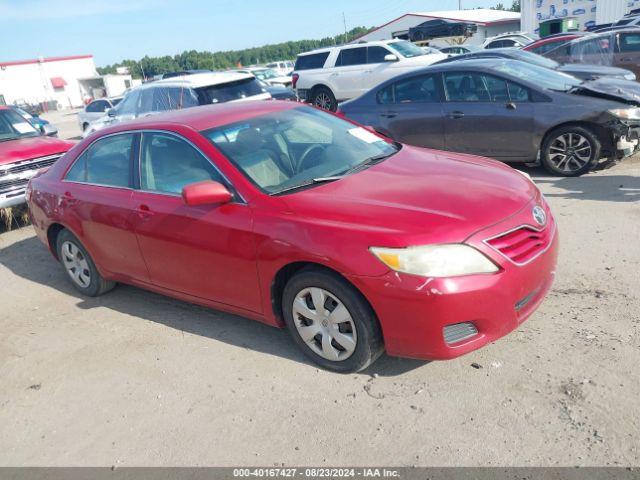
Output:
top-left (311, 86), bottom-right (337, 112)
top-left (413, 31), bottom-right (425, 41)
top-left (282, 268), bottom-right (383, 373)
top-left (56, 229), bottom-right (116, 297)
top-left (541, 125), bottom-right (601, 176)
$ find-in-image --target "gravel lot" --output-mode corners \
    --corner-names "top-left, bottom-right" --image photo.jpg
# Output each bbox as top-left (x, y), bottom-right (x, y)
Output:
top-left (0, 113), bottom-right (638, 466)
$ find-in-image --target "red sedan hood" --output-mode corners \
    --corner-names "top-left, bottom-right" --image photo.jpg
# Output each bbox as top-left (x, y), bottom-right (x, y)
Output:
top-left (0, 136), bottom-right (75, 166)
top-left (284, 146), bottom-right (538, 245)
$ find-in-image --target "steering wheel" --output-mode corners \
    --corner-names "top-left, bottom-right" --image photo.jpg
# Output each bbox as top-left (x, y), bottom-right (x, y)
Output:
top-left (298, 144), bottom-right (326, 172)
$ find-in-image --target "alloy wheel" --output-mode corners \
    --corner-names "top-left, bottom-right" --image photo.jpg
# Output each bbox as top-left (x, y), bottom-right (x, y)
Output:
top-left (292, 287), bottom-right (357, 361)
top-left (61, 241), bottom-right (91, 288)
top-left (313, 93), bottom-right (332, 110)
top-left (548, 132), bottom-right (593, 172)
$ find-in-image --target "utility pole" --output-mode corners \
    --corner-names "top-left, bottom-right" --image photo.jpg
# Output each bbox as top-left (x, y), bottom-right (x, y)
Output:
top-left (343, 12), bottom-right (348, 43)
top-left (458, 0), bottom-right (462, 9)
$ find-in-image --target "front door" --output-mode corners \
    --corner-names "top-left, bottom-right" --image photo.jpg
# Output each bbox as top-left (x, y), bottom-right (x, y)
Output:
top-left (130, 131), bottom-right (262, 313)
top-left (442, 71), bottom-right (534, 160)
top-left (62, 132), bottom-right (149, 282)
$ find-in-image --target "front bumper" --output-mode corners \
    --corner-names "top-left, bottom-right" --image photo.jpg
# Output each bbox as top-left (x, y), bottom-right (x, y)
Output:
top-left (611, 122), bottom-right (640, 158)
top-left (348, 199), bottom-right (559, 361)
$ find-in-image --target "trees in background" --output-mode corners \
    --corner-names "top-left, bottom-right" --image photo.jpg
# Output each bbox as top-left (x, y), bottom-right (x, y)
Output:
top-left (98, 26), bottom-right (372, 79)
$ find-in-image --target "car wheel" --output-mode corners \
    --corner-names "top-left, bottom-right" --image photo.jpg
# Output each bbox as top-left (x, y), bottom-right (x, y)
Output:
top-left (311, 86), bottom-right (337, 112)
top-left (413, 31), bottom-right (425, 41)
top-left (282, 268), bottom-right (383, 373)
top-left (56, 229), bottom-right (116, 297)
top-left (541, 126), bottom-right (601, 176)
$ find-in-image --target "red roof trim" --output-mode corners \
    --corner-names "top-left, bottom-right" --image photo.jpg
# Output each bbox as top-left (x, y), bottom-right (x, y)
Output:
top-left (350, 12), bottom-right (520, 42)
top-left (0, 55), bottom-right (93, 68)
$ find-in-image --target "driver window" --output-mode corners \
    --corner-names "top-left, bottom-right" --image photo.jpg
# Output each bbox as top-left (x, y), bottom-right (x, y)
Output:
top-left (139, 132), bottom-right (223, 195)
top-left (444, 72), bottom-right (491, 102)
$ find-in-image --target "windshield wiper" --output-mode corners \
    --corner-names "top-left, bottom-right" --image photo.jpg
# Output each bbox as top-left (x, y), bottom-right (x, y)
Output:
top-left (274, 177), bottom-right (342, 195)
top-left (341, 152), bottom-right (394, 176)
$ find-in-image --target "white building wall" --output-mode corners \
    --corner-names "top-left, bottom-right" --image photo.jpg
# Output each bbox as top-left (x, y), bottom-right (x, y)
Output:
top-left (0, 56), bottom-right (97, 109)
top-left (521, 0), bottom-right (639, 33)
top-left (103, 75), bottom-right (133, 97)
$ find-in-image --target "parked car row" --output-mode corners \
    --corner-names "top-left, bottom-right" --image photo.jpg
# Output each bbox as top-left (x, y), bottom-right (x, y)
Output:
top-left (293, 34), bottom-right (640, 176)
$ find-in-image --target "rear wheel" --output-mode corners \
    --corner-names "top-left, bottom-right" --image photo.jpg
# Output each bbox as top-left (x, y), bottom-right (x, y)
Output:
top-left (413, 31), bottom-right (425, 41)
top-left (282, 268), bottom-right (383, 372)
top-left (541, 126), bottom-right (601, 176)
top-left (56, 229), bottom-right (115, 297)
top-left (311, 86), bottom-right (337, 112)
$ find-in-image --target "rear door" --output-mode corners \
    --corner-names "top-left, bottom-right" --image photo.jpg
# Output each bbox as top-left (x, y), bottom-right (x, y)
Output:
top-left (442, 71), bottom-right (534, 160)
top-left (375, 72), bottom-right (445, 149)
top-left (62, 132), bottom-right (149, 281)
top-left (331, 47), bottom-right (367, 100)
top-left (614, 31), bottom-right (640, 79)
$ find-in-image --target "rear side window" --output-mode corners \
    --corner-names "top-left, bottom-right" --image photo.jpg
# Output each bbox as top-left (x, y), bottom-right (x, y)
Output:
top-left (152, 87), bottom-right (199, 112)
top-left (66, 133), bottom-right (134, 188)
top-left (294, 52), bottom-right (330, 71)
top-left (336, 47), bottom-right (367, 67)
top-left (444, 73), bottom-right (491, 102)
top-left (195, 77), bottom-right (264, 104)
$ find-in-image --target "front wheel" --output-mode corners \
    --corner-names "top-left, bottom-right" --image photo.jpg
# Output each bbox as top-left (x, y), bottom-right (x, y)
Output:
top-left (282, 268), bottom-right (383, 372)
top-left (311, 87), bottom-right (337, 112)
top-left (541, 126), bottom-right (601, 176)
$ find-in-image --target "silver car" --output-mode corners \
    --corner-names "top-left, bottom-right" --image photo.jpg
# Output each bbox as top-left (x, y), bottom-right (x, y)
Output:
top-left (77, 97), bottom-right (122, 132)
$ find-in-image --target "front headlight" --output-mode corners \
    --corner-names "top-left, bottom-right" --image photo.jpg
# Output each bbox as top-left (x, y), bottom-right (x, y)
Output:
top-left (608, 108), bottom-right (640, 120)
top-left (370, 244), bottom-right (499, 278)
top-left (625, 73), bottom-right (637, 81)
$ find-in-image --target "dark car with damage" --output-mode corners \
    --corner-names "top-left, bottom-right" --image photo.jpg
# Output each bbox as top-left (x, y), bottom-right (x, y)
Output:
top-left (434, 47), bottom-right (637, 82)
top-left (409, 19), bottom-right (478, 42)
top-left (338, 59), bottom-right (640, 176)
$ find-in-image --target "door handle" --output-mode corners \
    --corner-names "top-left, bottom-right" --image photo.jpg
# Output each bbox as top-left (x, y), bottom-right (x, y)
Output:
top-left (448, 111), bottom-right (465, 119)
top-left (621, 57), bottom-right (634, 62)
top-left (136, 204), bottom-right (154, 220)
top-left (381, 112), bottom-right (397, 119)
top-left (506, 102), bottom-right (517, 110)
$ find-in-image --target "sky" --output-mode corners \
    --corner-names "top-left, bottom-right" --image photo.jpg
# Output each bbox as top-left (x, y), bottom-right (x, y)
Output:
top-left (0, 0), bottom-right (508, 66)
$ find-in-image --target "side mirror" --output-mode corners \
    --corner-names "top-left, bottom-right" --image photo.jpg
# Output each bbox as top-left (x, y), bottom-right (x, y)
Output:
top-left (384, 54), bottom-right (399, 62)
top-left (182, 181), bottom-right (233, 207)
top-left (107, 108), bottom-right (117, 118)
top-left (41, 124), bottom-right (58, 137)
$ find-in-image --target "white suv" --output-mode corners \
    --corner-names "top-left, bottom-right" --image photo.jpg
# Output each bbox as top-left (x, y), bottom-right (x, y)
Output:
top-left (84, 72), bottom-right (271, 137)
top-left (293, 40), bottom-right (447, 111)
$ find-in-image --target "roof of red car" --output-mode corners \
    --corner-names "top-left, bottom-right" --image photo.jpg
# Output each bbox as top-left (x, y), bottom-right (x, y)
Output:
top-left (104, 100), bottom-right (300, 135)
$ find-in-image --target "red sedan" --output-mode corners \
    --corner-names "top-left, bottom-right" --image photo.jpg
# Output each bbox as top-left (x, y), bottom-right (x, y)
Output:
top-left (27, 101), bottom-right (558, 372)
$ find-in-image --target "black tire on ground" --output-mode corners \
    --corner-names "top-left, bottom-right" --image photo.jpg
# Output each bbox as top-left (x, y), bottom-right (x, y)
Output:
top-left (282, 267), bottom-right (384, 373)
top-left (56, 229), bottom-right (116, 297)
top-left (311, 86), bottom-right (337, 112)
top-left (541, 125), bottom-right (601, 177)
top-left (413, 31), bottom-right (425, 41)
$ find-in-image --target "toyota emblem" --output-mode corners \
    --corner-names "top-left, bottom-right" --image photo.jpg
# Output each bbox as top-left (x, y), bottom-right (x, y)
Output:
top-left (533, 206), bottom-right (547, 226)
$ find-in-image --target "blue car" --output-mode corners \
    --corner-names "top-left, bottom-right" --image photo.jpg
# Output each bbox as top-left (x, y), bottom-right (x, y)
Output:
top-left (8, 106), bottom-right (57, 136)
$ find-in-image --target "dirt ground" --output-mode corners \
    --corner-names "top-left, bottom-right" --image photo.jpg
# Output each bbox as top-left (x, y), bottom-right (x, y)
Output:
top-left (0, 155), bottom-right (638, 467)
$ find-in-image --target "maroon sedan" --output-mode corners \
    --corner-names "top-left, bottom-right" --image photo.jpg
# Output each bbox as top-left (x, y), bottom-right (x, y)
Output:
top-left (28, 102), bottom-right (558, 372)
